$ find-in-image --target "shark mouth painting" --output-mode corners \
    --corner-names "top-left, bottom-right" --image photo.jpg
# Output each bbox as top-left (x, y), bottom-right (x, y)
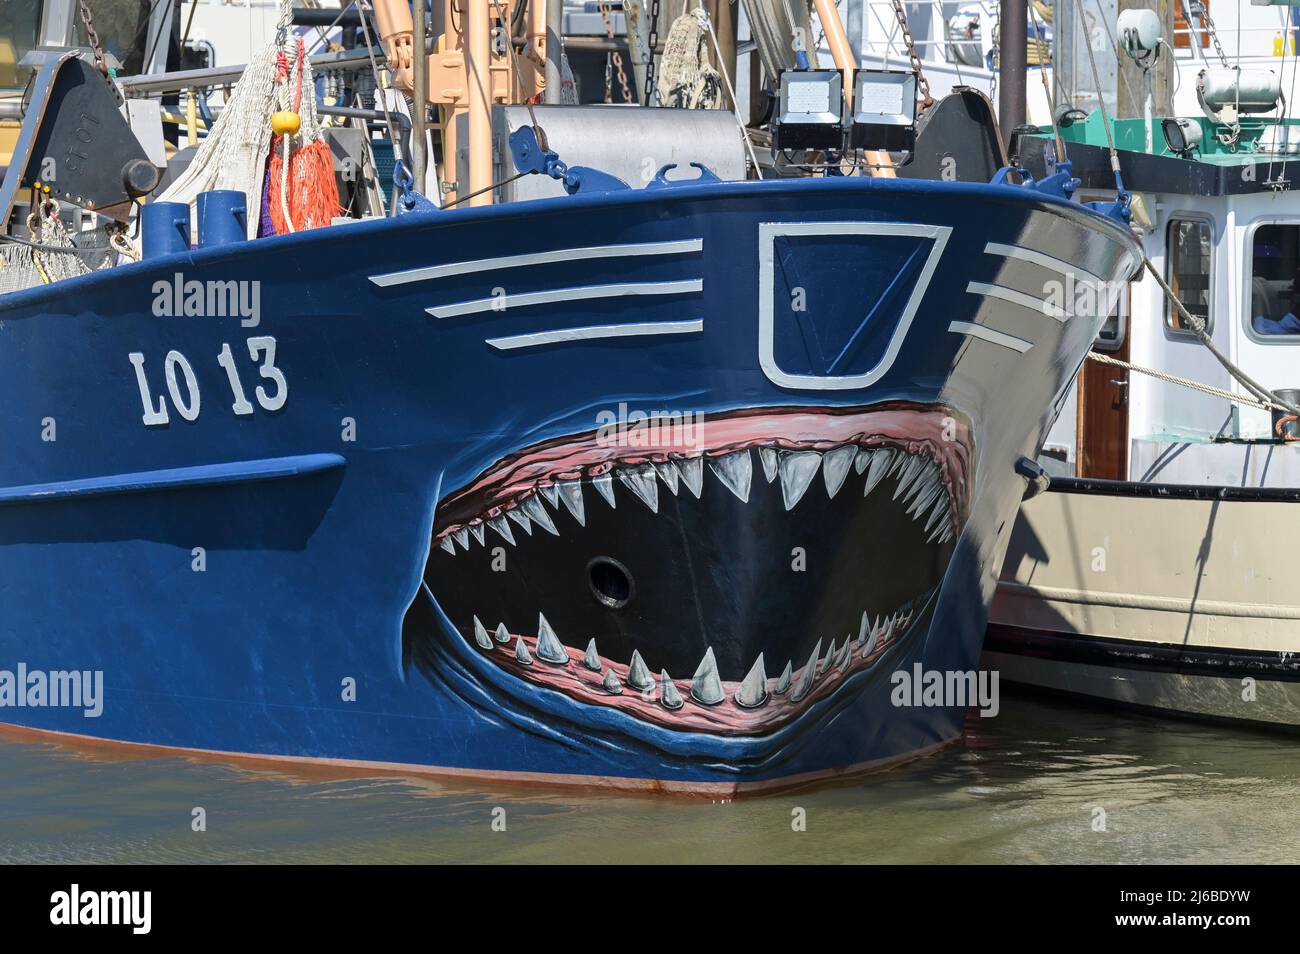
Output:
top-left (416, 402), bottom-right (972, 739)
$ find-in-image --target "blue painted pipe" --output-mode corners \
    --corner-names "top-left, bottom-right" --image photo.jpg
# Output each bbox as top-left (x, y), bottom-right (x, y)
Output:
top-left (196, 189), bottom-right (248, 247)
top-left (140, 201), bottom-right (190, 259)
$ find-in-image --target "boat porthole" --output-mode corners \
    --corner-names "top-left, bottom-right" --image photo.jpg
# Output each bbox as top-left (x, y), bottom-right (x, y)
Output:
top-left (587, 557), bottom-right (634, 610)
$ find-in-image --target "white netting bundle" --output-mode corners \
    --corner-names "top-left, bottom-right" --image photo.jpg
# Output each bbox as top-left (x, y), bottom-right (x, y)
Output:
top-left (656, 9), bottom-right (724, 109)
top-left (0, 210), bottom-right (96, 293)
top-left (150, 43), bottom-right (280, 240)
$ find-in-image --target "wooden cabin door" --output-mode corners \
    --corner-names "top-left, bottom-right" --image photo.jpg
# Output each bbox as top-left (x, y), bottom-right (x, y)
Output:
top-left (1076, 286), bottom-right (1130, 480)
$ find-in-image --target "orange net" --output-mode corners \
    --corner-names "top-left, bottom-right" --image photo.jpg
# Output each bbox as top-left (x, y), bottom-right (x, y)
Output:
top-left (265, 37), bottom-right (342, 235)
top-left (267, 137), bottom-right (340, 233)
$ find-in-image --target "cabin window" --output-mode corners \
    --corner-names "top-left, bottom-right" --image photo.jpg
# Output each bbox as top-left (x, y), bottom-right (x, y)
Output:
top-left (73, 1), bottom-right (158, 76)
top-left (0, 2), bottom-right (43, 87)
top-left (1249, 224), bottom-right (1300, 337)
top-left (1165, 218), bottom-right (1213, 334)
top-left (1094, 284), bottom-right (1128, 352)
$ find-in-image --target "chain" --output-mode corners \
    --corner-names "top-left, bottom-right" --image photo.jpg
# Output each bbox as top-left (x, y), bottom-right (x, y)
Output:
top-left (890, 0), bottom-right (932, 109)
top-left (596, 0), bottom-right (634, 104)
top-left (644, 0), bottom-right (661, 105)
top-left (1188, 0), bottom-right (1229, 68)
top-left (78, 0), bottom-right (108, 77)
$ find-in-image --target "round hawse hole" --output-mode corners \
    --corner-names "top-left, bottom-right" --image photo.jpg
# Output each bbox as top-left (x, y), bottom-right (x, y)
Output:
top-left (588, 556), bottom-right (634, 610)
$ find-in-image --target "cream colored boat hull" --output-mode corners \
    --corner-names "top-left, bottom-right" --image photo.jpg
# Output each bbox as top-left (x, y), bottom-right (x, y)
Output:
top-left (985, 484), bottom-right (1300, 729)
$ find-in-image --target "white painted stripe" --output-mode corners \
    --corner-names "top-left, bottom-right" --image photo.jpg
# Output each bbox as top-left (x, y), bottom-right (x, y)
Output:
top-left (966, 281), bottom-right (1068, 322)
top-left (948, 320), bottom-right (1033, 354)
top-left (428, 279), bottom-right (703, 319)
top-left (757, 221), bottom-right (952, 391)
top-left (984, 241), bottom-right (1103, 288)
top-left (369, 239), bottom-right (703, 287)
top-left (486, 320), bottom-right (704, 351)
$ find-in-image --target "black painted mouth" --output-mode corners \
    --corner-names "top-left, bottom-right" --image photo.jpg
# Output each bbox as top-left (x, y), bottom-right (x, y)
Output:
top-left (414, 404), bottom-right (972, 734)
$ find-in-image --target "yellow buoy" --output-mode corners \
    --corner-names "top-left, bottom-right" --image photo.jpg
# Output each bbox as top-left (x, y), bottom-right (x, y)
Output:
top-left (271, 110), bottom-right (301, 136)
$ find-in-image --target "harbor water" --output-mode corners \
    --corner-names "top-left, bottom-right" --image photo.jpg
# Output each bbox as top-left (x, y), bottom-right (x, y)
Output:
top-left (2, 692), bottom-right (1296, 864)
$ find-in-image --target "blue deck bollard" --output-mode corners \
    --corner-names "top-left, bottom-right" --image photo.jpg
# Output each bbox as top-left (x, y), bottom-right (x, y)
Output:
top-left (140, 201), bottom-right (191, 260)
top-left (196, 190), bottom-right (248, 248)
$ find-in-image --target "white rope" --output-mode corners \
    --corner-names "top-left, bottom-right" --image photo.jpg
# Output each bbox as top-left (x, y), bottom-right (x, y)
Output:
top-left (657, 11), bottom-right (722, 107)
top-left (151, 0), bottom-right (295, 240)
top-left (1086, 351), bottom-right (1284, 412)
top-left (151, 44), bottom-right (280, 239)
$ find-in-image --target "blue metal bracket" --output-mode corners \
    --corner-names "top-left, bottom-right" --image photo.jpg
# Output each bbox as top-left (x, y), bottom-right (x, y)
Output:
top-left (644, 162), bottom-right (723, 190)
top-left (990, 158), bottom-right (1128, 225)
top-left (508, 125), bottom-right (630, 196)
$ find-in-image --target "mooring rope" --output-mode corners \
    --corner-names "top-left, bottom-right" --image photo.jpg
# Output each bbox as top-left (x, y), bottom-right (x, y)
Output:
top-left (1085, 350), bottom-right (1285, 412)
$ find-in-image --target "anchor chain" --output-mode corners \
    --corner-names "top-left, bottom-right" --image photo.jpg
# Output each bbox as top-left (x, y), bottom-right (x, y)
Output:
top-left (891, 0), bottom-right (933, 110)
top-left (597, 0), bottom-right (634, 104)
top-left (78, 0), bottom-right (108, 77)
top-left (1188, 0), bottom-right (1230, 69)
top-left (644, 0), bottom-right (661, 105)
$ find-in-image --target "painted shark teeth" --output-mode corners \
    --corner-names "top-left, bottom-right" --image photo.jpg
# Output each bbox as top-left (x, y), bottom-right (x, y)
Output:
top-left (708, 449), bottom-right (752, 503)
top-left (653, 461), bottom-right (680, 496)
top-left (822, 445), bottom-right (856, 499)
top-left (924, 493), bottom-right (949, 534)
top-left (489, 514), bottom-right (516, 545)
top-left (436, 439), bottom-right (959, 563)
top-left (862, 620), bottom-right (879, 658)
top-left (514, 635), bottom-right (533, 665)
top-left (677, 455), bottom-right (704, 498)
top-left (778, 450), bottom-right (821, 510)
top-left (522, 494), bottom-right (559, 535)
top-left (690, 647), bottom-right (725, 705)
top-left (473, 616), bottom-right (493, 650)
top-left (535, 613), bottom-right (568, 665)
top-left (734, 654), bottom-right (768, 708)
top-left (863, 448), bottom-right (894, 495)
top-left (557, 479), bottom-right (586, 526)
top-left (591, 472), bottom-right (617, 509)
top-left (893, 455), bottom-right (927, 501)
top-left (775, 660), bottom-right (793, 694)
top-left (817, 638), bottom-right (837, 676)
top-left (789, 638), bottom-right (821, 703)
top-left (506, 506), bottom-right (533, 535)
top-left (660, 670), bottom-right (684, 709)
top-left (626, 650), bottom-right (654, 691)
top-left (618, 464), bottom-right (659, 513)
top-left (461, 590), bottom-right (934, 729)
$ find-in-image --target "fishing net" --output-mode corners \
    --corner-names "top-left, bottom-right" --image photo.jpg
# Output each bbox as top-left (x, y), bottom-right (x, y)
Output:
top-left (264, 36), bottom-right (339, 233)
top-left (151, 0), bottom-right (337, 239)
top-left (657, 9), bottom-right (724, 109)
top-left (150, 42), bottom-right (280, 240)
top-left (0, 208), bottom-right (98, 293)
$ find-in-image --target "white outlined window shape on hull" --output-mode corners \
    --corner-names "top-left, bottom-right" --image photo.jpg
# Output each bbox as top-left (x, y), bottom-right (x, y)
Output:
top-left (758, 222), bottom-right (951, 391)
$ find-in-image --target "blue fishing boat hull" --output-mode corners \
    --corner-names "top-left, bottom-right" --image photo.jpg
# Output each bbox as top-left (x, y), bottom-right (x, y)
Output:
top-left (0, 176), bottom-right (1139, 793)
